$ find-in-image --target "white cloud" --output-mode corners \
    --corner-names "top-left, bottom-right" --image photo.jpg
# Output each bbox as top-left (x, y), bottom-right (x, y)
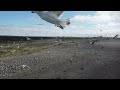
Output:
top-left (0, 24), bottom-right (119, 37)
top-left (70, 11), bottom-right (120, 37)
top-left (0, 11), bottom-right (120, 37)
top-left (71, 11), bottom-right (120, 24)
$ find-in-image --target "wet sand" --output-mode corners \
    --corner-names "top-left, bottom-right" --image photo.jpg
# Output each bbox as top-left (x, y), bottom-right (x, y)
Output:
top-left (0, 39), bottom-right (120, 79)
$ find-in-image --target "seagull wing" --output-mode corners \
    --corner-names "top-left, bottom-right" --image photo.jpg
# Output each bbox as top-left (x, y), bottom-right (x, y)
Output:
top-left (49, 11), bottom-right (64, 17)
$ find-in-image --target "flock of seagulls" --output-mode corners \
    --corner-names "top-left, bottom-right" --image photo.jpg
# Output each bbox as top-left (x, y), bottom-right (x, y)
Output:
top-left (31, 11), bottom-right (70, 29)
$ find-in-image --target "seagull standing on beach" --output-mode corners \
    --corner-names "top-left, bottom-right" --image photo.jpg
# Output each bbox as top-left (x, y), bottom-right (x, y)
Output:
top-left (31, 11), bottom-right (70, 29)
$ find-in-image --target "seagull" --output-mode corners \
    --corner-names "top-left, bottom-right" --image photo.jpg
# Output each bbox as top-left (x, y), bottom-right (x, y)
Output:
top-left (113, 34), bottom-right (119, 39)
top-left (26, 37), bottom-right (31, 41)
top-left (31, 11), bottom-right (70, 29)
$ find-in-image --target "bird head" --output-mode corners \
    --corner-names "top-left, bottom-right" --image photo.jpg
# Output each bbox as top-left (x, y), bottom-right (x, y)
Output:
top-left (31, 11), bottom-right (40, 13)
top-left (31, 11), bottom-right (36, 13)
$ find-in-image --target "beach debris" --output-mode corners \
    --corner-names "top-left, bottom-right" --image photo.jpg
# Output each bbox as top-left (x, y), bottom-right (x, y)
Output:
top-left (21, 64), bottom-right (30, 69)
top-left (22, 65), bottom-right (27, 68)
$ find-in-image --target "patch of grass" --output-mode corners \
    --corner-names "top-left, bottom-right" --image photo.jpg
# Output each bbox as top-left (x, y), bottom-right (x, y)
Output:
top-left (0, 39), bottom-right (91, 59)
top-left (0, 41), bottom-right (57, 59)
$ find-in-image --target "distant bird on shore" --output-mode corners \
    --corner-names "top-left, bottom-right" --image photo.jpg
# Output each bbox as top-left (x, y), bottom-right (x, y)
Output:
top-left (91, 39), bottom-right (98, 45)
top-left (26, 37), bottom-right (31, 41)
top-left (31, 11), bottom-right (70, 29)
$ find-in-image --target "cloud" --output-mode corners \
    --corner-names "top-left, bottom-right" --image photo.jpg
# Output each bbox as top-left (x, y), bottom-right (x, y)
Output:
top-left (0, 25), bottom-right (78, 37)
top-left (0, 11), bottom-right (120, 37)
top-left (70, 11), bottom-right (120, 37)
top-left (0, 24), bottom-right (119, 37)
top-left (71, 11), bottom-right (120, 25)
top-left (0, 25), bottom-right (48, 36)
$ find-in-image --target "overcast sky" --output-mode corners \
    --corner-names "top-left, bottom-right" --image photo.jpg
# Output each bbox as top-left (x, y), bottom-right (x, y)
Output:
top-left (0, 11), bottom-right (120, 37)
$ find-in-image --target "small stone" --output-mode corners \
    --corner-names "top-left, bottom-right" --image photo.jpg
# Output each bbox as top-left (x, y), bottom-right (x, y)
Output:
top-left (80, 68), bottom-right (84, 70)
top-left (56, 77), bottom-right (61, 79)
top-left (73, 55), bottom-right (75, 57)
top-left (22, 65), bottom-right (26, 68)
top-left (94, 53), bottom-right (97, 55)
top-left (17, 46), bottom-right (20, 49)
top-left (63, 70), bottom-right (66, 73)
top-left (34, 57), bottom-right (38, 60)
top-left (41, 67), bottom-right (44, 72)
top-left (70, 59), bottom-right (73, 62)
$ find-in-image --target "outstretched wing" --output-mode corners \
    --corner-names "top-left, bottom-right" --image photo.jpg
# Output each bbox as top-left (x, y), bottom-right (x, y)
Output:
top-left (49, 11), bottom-right (64, 17)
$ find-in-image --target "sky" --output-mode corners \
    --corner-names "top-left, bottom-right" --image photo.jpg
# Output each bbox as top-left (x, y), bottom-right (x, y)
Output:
top-left (0, 11), bottom-right (120, 37)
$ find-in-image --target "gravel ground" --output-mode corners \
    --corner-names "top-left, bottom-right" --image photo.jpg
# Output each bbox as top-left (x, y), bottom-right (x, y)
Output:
top-left (0, 39), bottom-right (120, 79)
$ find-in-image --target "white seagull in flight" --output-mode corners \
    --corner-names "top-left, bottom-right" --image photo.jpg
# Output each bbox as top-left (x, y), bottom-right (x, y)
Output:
top-left (31, 11), bottom-right (70, 29)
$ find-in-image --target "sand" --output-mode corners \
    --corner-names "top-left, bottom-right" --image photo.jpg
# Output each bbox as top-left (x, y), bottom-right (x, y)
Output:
top-left (0, 39), bottom-right (120, 79)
